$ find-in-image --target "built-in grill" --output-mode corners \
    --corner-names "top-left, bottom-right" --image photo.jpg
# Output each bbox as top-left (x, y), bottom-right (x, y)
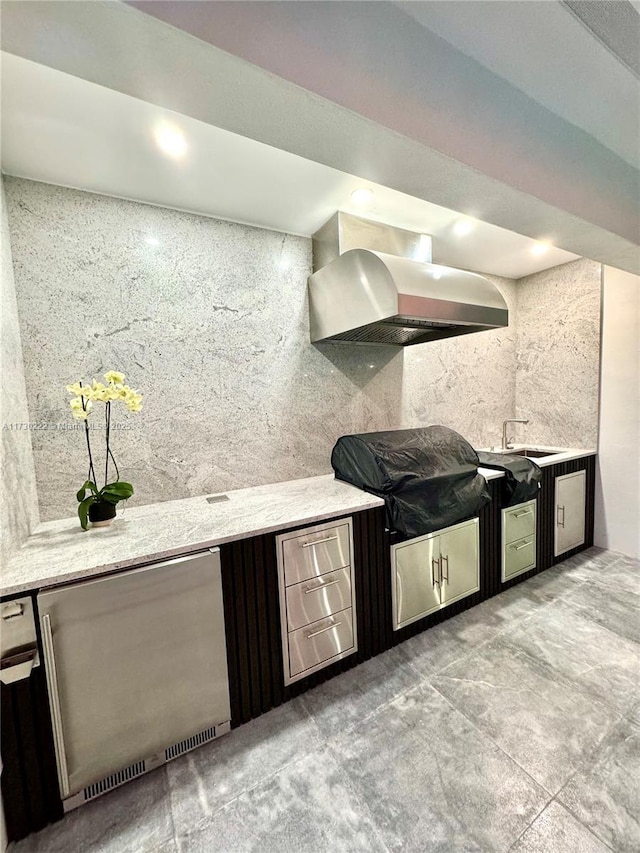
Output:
top-left (331, 425), bottom-right (491, 540)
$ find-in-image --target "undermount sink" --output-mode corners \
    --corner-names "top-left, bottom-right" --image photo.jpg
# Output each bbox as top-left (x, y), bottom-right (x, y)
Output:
top-left (502, 448), bottom-right (560, 458)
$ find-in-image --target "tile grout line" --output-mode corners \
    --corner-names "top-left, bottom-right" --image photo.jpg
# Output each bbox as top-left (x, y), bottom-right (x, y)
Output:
top-left (429, 552), bottom-right (633, 688)
top-left (505, 799), bottom-right (554, 852)
top-left (324, 739), bottom-right (393, 853)
top-left (161, 765), bottom-right (181, 853)
top-left (172, 551), bottom-right (632, 847)
top-left (427, 680), bottom-right (557, 801)
top-left (547, 793), bottom-right (618, 853)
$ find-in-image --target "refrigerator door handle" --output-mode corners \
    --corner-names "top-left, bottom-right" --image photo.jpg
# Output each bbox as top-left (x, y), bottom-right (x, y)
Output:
top-left (41, 614), bottom-right (71, 798)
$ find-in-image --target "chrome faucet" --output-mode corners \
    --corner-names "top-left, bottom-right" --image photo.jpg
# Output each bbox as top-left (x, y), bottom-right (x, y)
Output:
top-left (502, 419), bottom-right (529, 450)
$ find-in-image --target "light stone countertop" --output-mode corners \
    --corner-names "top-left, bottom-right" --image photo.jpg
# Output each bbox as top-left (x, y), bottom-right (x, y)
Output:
top-left (1, 447), bottom-right (595, 597)
top-left (478, 445), bottom-right (597, 468)
top-left (1, 475), bottom-right (385, 597)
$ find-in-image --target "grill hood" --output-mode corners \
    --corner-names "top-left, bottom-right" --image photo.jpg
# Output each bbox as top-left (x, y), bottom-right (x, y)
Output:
top-left (308, 213), bottom-right (508, 346)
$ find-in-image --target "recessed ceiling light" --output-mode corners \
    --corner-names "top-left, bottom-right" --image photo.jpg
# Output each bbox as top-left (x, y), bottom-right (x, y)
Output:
top-left (453, 218), bottom-right (475, 237)
top-left (145, 236), bottom-right (159, 246)
top-left (154, 124), bottom-right (187, 158)
top-left (351, 187), bottom-right (374, 206)
top-left (531, 242), bottom-right (551, 256)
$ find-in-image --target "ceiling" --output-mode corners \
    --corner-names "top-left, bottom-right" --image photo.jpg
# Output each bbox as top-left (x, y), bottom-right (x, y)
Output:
top-left (0, 53), bottom-right (580, 279)
top-left (1, 1), bottom-right (638, 274)
top-left (398, 0), bottom-right (640, 169)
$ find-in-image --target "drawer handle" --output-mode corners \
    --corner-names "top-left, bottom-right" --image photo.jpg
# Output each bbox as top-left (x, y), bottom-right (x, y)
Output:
top-left (301, 535), bottom-right (339, 549)
top-left (514, 541), bottom-right (532, 551)
top-left (303, 578), bottom-right (340, 594)
top-left (557, 505), bottom-right (565, 528)
top-left (306, 620), bottom-right (342, 640)
top-left (431, 557), bottom-right (440, 587)
top-left (514, 509), bottom-right (533, 518)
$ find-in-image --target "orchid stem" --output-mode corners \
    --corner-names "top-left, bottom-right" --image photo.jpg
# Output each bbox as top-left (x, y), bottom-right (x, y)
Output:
top-left (105, 400), bottom-right (109, 489)
top-left (80, 381), bottom-right (97, 486)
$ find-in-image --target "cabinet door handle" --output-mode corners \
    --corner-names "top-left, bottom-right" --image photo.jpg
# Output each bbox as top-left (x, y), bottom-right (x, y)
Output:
top-left (557, 505), bottom-right (565, 528)
top-left (514, 509), bottom-right (533, 518)
top-left (431, 557), bottom-right (440, 587)
top-left (306, 620), bottom-right (342, 640)
top-left (303, 578), bottom-right (340, 594)
top-left (441, 554), bottom-right (449, 584)
top-left (301, 535), bottom-right (338, 549)
top-left (514, 541), bottom-right (532, 551)
top-left (41, 614), bottom-right (70, 798)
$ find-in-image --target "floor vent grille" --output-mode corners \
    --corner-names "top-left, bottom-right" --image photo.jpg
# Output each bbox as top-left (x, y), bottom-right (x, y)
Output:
top-left (83, 760), bottom-right (146, 801)
top-left (165, 726), bottom-right (217, 761)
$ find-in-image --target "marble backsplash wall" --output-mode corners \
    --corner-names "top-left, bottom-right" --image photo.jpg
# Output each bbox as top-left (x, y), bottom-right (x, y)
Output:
top-left (515, 258), bottom-right (602, 449)
top-left (0, 180), bottom-right (39, 559)
top-left (5, 177), bottom-right (519, 521)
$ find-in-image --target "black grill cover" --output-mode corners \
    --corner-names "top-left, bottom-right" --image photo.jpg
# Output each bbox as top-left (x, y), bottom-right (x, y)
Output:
top-left (476, 451), bottom-right (542, 506)
top-left (331, 425), bottom-right (491, 540)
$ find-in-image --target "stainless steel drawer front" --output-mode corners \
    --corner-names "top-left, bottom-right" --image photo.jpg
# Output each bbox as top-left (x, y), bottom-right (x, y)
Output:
top-left (285, 567), bottom-right (352, 631)
top-left (504, 536), bottom-right (536, 579)
top-left (504, 501), bottom-right (536, 543)
top-left (281, 523), bottom-right (351, 585)
top-left (287, 608), bottom-right (354, 678)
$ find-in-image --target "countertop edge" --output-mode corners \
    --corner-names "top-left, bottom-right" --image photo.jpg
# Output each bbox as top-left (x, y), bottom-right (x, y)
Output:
top-left (1, 487), bottom-right (385, 597)
top-left (1, 450), bottom-right (597, 597)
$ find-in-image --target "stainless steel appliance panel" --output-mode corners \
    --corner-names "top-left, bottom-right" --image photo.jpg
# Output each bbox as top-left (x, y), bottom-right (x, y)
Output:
top-left (392, 532), bottom-right (441, 629)
top-left (281, 522), bottom-right (351, 586)
top-left (287, 608), bottom-right (354, 678)
top-left (503, 501), bottom-right (536, 543)
top-left (38, 550), bottom-right (230, 799)
top-left (439, 519), bottom-right (480, 607)
top-left (555, 470), bottom-right (586, 556)
top-left (504, 536), bottom-right (536, 579)
top-left (285, 567), bottom-right (352, 632)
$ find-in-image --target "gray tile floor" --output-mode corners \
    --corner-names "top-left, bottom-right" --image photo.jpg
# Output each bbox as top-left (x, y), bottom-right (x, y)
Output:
top-left (12, 547), bottom-right (640, 852)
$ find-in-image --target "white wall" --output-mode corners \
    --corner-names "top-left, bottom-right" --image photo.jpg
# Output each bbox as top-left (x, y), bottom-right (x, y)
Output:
top-left (594, 266), bottom-right (640, 558)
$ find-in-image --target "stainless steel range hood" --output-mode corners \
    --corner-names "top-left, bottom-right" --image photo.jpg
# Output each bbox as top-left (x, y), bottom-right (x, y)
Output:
top-left (308, 212), bottom-right (509, 346)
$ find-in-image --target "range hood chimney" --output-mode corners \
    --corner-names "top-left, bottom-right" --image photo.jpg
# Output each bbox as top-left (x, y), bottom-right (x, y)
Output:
top-left (308, 212), bottom-right (508, 346)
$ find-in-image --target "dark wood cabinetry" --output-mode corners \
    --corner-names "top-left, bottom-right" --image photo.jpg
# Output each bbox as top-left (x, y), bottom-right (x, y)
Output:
top-left (1, 636), bottom-right (63, 842)
top-left (219, 506), bottom-right (389, 726)
top-left (1, 455), bottom-right (596, 841)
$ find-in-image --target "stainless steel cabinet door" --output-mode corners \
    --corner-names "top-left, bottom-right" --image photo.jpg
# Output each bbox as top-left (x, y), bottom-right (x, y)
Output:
top-left (555, 471), bottom-right (586, 556)
top-left (439, 519), bottom-right (479, 606)
top-left (393, 534), bottom-right (441, 629)
top-left (38, 550), bottom-right (230, 799)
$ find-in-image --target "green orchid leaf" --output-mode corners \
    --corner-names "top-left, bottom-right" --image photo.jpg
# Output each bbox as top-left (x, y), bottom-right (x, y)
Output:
top-left (102, 481), bottom-right (134, 499)
top-left (100, 493), bottom-right (121, 505)
top-left (76, 480), bottom-right (99, 502)
top-left (77, 496), bottom-right (95, 531)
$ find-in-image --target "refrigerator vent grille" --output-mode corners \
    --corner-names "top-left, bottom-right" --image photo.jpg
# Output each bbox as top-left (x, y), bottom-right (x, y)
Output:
top-left (83, 760), bottom-right (146, 801)
top-left (165, 726), bottom-right (217, 761)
